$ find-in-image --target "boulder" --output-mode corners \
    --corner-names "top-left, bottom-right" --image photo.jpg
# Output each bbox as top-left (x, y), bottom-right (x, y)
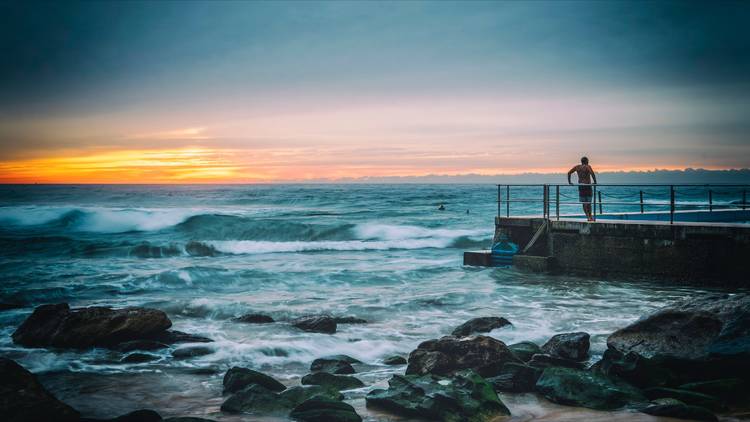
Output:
top-left (321, 354), bottom-right (361, 364)
top-left (592, 348), bottom-right (677, 389)
top-left (223, 367), bottom-right (286, 394)
top-left (535, 367), bottom-right (647, 410)
top-left (310, 358), bottom-right (355, 374)
top-left (300, 372), bottom-right (364, 391)
top-left (221, 384), bottom-right (341, 414)
top-left (643, 387), bottom-right (723, 411)
top-left (366, 370), bottom-right (510, 422)
top-left (451, 317), bottom-right (511, 337)
top-left (0, 357), bottom-right (80, 422)
top-left (95, 409), bottom-right (163, 422)
top-left (289, 396), bottom-right (362, 422)
top-left (12, 303), bottom-right (172, 349)
top-left (172, 346), bottom-right (213, 359)
top-left (640, 403), bottom-right (717, 421)
top-left (148, 330), bottom-right (213, 344)
top-left (292, 316), bottom-right (337, 334)
top-left (486, 362), bottom-right (541, 393)
top-left (163, 418), bottom-right (217, 422)
top-left (508, 341), bottom-right (541, 362)
top-left (121, 352), bottom-right (160, 364)
top-left (541, 332), bottom-right (590, 361)
top-left (383, 355), bottom-right (407, 365)
top-left (527, 354), bottom-right (585, 370)
top-left (332, 316), bottom-right (367, 324)
top-left (405, 335), bottom-right (521, 377)
top-left (115, 340), bottom-right (169, 352)
top-left (679, 378), bottom-right (747, 404)
top-left (233, 314), bottom-right (274, 324)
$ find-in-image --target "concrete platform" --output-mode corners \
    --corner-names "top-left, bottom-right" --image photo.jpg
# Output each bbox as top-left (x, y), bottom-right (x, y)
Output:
top-left (463, 250), bottom-right (492, 266)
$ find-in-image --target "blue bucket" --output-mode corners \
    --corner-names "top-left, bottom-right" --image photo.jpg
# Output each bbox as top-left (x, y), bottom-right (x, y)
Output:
top-left (491, 235), bottom-right (518, 267)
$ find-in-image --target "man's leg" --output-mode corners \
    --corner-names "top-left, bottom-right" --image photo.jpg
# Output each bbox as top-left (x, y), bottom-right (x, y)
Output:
top-left (584, 203), bottom-right (592, 221)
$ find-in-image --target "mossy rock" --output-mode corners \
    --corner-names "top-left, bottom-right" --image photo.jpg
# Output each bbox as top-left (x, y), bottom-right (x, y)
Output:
top-left (223, 367), bottom-right (286, 394)
top-left (508, 342), bottom-right (541, 362)
top-left (289, 396), bottom-right (362, 422)
top-left (301, 372), bottom-right (365, 391)
top-left (535, 367), bottom-right (647, 410)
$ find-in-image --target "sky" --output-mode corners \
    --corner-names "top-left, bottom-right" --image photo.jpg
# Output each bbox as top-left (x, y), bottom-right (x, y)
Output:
top-left (1, 0), bottom-right (749, 183)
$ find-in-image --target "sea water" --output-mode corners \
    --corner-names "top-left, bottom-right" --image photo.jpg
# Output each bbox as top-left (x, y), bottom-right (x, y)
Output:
top-left (0, 184), bottom-right (738, 421)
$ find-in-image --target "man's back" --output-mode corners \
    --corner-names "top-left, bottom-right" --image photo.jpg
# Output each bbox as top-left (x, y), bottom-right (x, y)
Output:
top-left (573, 164), bottom-right (594, 184)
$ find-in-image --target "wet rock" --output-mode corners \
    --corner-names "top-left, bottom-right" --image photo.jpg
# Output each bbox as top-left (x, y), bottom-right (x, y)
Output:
top-left (527, 353), bottom-right (585, 370)
top-left (451, 317), bottom-right (511, 337)
top-left (292, 315), bottom-right (337, 334)
top-left (103, 409), bottom-right (162, 422)
top-left (233, 313), bottom-right (274, 324)
top-left (383, 355), bottom-right (407, 365)
top-left (223, 367), bottom-right (286, 394)
top-left (310, 358), bottom-right (355, 374)
top-left (332, 316), bottom-right (367, 324)
top-left (679, 378), bottom-right (747, 404)
top-left (541, 332), bottom-right (590, 361)
top-left (301, 372), bottom-right (364, 391)
top-left (607, 293), bottom-right (750, 361)
top-left (185, 241), bottom-right (218, 257)
top-left (535, 367), bottom-right (647, 410)
top-left (405, 335), bottom-right (521, 377)
top-left (508, 341), bottom-right (541, 362)
top-left (0, 357), bottom-right (80, 422)
top-left (115, 340), bottom-right (169, 352)
top-left (12, 303), bottom-right (172, 349)
top-left (366, 370), bottom-right (510, 422)
top-left (172, 346), bottom-right (213, 359)
top-left (149, 330), bottom-right (213, 344)
top-left (321, 354), bottom-right (361, 364)
top-left (290, 396), bottom-right (361, 422)
top-left (643, 387), bottom-right (723, 411)
top-left (163, 418), bottom-right (217, 422)
top-left (486, 362), bottom-right (542, 393)
top-left (221, 384), bottom-right (341, 414)
top-left (592, 348), bottom-right (677, 389)
top-left (640, 403), bottom-right (717, 421)
top-left (121, 352), bottom-right (160, 363)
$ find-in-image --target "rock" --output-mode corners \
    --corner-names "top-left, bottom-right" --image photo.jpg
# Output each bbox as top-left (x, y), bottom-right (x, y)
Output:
top-left (607, 293), bottom-right (749, 361)
top-left (643, 387), bottom-right (723, 411)
top-left (332, 316), bottom-right (367, 324)
top-left (233, 314), bottom-right (274, 324)
top-left (640, 403), bottom-right (717, 421)
top-left (115, 340), bottom-right (169, 352)
top-left (383, 355), bottom-right (407, 365)
top-left (290, 396), bottom-right (362, 422)
top-left (223, 367), bottom-right (286, 394)
top-left (679, 378), bottom-right (747, 403)
top-left (405, 335), bottom-right (521, 377)
top-left (451, 317), bottom-right (511, 337)
top-left (301, 372), bottom-right (364, 390)
top-left (149, 330), bottom-right (213, 344)
top-left (164, 418), bottom-right (217, 422)
top-left (184, 241), bottom-right (218, 257)
top-left (172, 346), bottom-right (213, 359)
top-left (292, 315), bottom-right (337, 334)
top-left (106, 409), bottom-right (162, 422)
top-left (221, 384), bottom-right (341, 414)
top-left (12, 303), bottom-right (172, 349)
top-left (310, 358), bottom-right (355, 374)
top-left (508, 341), bottom-right (541, 362)
top-left (0, 357), bottom-right (80, 422)
top-left (366, 370), bottom-right (510, 422)
top-left (486, 362), bottom-right (542, 393)
top-left (535, 367), bottom-right (647, 410)
top-left (592, 348), bottom-right (677, 389)
top-left (121, 352), bottom-right (160, 363)
top-left (541, 332), bottom-right (590, 361)
top-left (527, 353), bottom-right (585, 370)
top-left (321, 354), bottom-right (361, 364)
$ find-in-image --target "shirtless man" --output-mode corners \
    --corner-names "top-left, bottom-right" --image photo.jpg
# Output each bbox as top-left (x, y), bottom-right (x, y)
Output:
top-left (567, 156), bottom-right (597, 221)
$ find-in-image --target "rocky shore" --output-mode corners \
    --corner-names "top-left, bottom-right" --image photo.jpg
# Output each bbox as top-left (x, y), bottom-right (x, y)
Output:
top-left (2, 293), bottom-right (749, 421)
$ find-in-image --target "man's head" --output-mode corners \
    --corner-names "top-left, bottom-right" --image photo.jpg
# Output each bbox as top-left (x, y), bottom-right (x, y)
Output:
top-left (581, 156), bottom-right (589, 165)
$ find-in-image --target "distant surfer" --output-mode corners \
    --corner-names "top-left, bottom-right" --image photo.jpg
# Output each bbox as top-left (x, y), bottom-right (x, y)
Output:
top-left (438, 204), bottom-right (445, 211)
top-left (567, 156), bottom-right (597, 221)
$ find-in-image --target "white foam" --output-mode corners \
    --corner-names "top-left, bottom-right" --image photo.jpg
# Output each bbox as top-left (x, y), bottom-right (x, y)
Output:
top-left (353, 223), bottom-right (486, 241)
top-left (207, 238), bottom-right (454, 254)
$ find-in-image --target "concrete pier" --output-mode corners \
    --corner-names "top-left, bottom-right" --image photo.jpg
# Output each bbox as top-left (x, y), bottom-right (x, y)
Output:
top-left (493, 216), bottom-right (750, 285)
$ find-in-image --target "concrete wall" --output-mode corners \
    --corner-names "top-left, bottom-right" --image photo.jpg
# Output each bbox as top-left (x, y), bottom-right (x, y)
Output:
top-left (495, 217), bottom-right (750, 285)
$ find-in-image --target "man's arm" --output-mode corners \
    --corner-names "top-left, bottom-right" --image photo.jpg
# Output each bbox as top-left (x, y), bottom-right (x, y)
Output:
top-left (567, 166), bottom-right (577, 184)
top-left (590, 167), bottom-right (597, 184)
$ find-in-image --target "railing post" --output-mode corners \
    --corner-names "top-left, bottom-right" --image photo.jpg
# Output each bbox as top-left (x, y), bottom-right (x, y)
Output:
top-left (497, 185), bottom-right (501, 217)
top-left (556, 185), bottom-right (560, 220)
top-left (670, 185), bottom-right (675, 224)
top-left (709, 189), bottom-right (713, 212)
top-left (506, 185), bottom-right (510, 217)
top-left (543, 185), bottom-right (548, 218)
top-left (592, 184), bottom-right (597, 221)
top-left (639, 190), bottom-right (644, 214)
top-left (743, 189), bottom-right (747, 210)
top-left (598, 190), bottom-right (603, 215)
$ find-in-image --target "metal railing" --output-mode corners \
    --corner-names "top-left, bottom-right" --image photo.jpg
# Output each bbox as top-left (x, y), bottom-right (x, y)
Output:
top-left (497, 184), bottom-right (749, 224)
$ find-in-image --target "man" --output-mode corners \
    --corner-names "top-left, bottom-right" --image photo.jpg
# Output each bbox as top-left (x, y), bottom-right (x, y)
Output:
top-left (568, 156), bottom-right (597, 221)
